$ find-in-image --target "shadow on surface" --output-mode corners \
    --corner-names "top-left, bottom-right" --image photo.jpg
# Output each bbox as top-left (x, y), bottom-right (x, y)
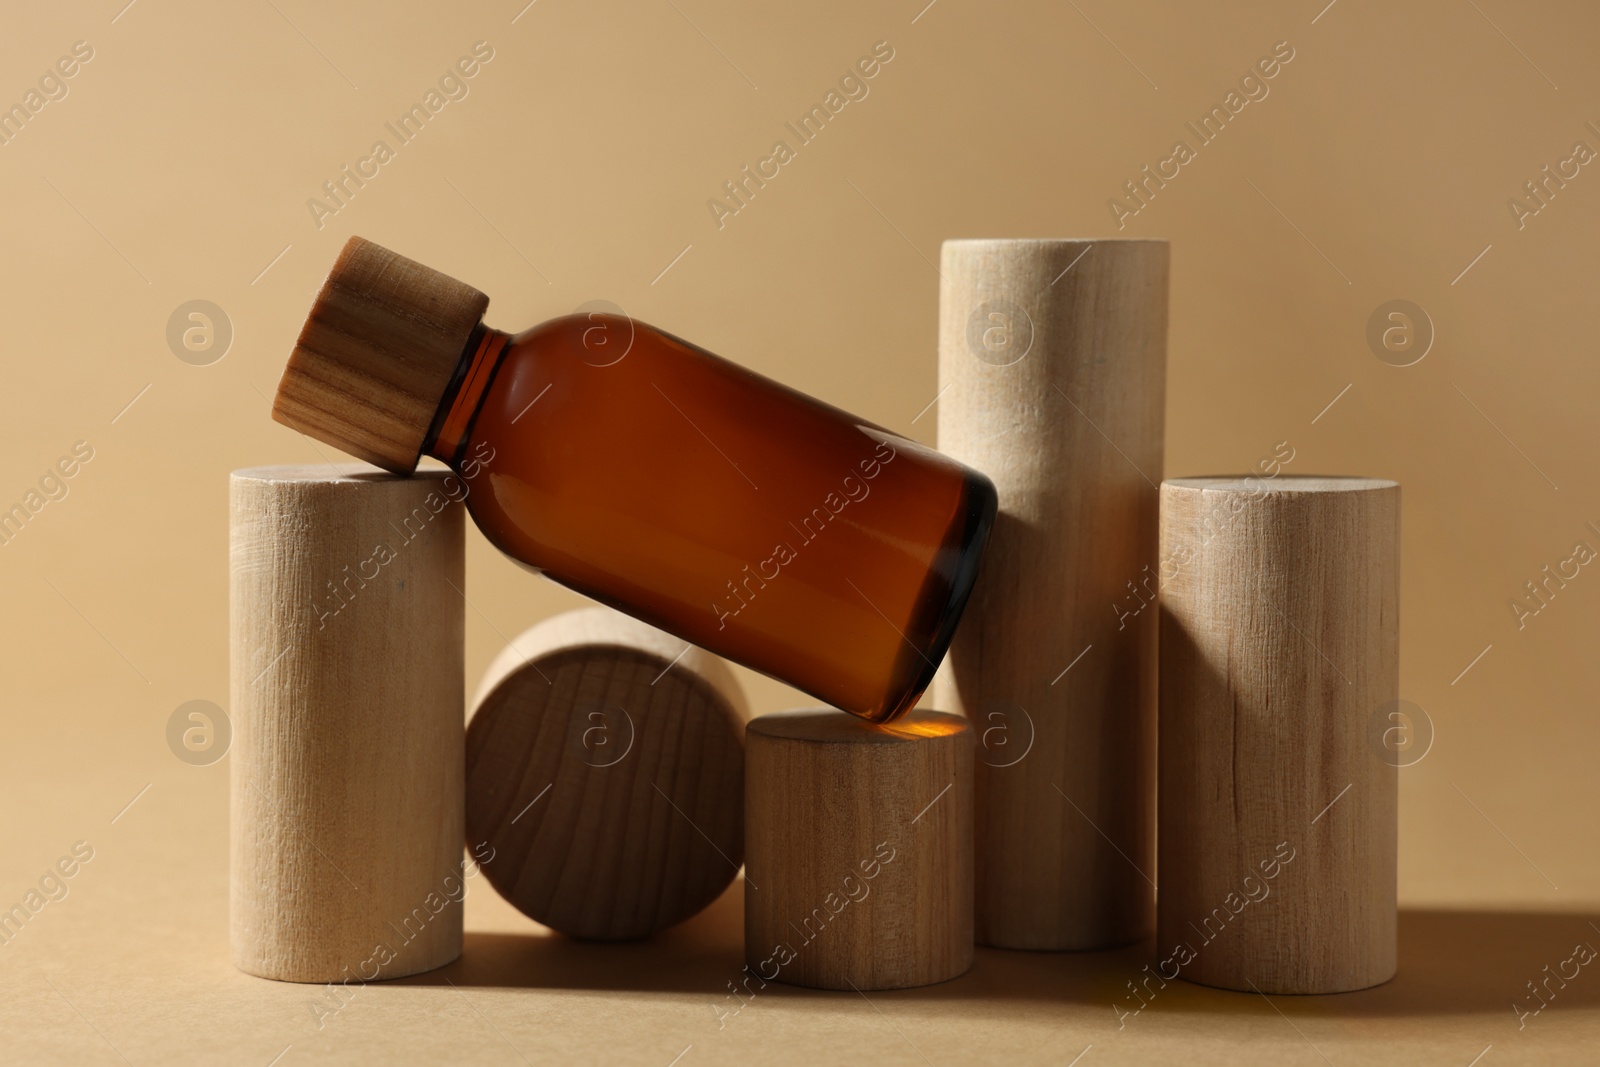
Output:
top-left (405, 877), bottom-right (746, 993)
top-left (410, 895), bottom-right (1600, 1024)
top-left (889, 909), bottom-right (1600, 1021)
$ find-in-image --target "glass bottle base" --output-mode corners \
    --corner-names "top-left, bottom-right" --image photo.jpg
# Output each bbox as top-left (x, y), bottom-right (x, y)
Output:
top-left (867, 468), bottom-right (998, 724)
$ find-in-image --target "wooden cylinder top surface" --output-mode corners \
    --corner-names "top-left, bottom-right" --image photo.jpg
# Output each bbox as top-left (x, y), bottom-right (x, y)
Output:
top-left (747, 708), bottom-right (969, 746)
top-left (1165, 475), bottom-right (1397, 494)
top-left (230, 462), bottom-right (457, 484)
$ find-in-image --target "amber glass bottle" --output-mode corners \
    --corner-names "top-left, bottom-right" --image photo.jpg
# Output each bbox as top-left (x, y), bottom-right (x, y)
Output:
top-left (274, 237), bottom-right (994, 723)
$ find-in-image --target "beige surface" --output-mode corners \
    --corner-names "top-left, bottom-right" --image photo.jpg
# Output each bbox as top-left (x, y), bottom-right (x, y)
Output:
top-left (2, 0), bottom-right (1598, 1060)
top-left (2, 725), bottom-right (1596, 1065)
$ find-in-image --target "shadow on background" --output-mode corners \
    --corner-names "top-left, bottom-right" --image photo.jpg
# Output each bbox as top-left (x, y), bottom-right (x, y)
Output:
top-left (411, 896), bottom-right (1600, 1025)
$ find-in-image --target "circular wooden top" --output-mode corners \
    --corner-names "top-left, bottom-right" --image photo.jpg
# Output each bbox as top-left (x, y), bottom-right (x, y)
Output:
top-left (942, 237), bottom-right (1168, 247)
top-left (466, 610), bottom-right (748, 941)
top-left (230, 463), bottom-right (457, 484)
top-left (1164, 475), bottom-right (1397, 494)
top-left (748, 707), bottom-right (970, 745)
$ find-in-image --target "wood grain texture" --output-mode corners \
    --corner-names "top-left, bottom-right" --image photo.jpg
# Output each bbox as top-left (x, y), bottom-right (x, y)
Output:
top-left (744, 709), bottom-right (973, 990)
top-left (466, 605), bottom-right (750, 941)
top-left (230, 465), bottom-right (465, 982)
top-left (1159, 476), bottom-right (1399, 994)
top-left (933, 238), bottom-right (1167, 950)
top-left (273, 235), bottom-right (489, 473)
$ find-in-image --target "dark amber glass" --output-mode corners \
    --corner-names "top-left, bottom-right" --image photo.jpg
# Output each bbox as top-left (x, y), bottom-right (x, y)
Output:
top-left (425, 313), bottom-right (995, 722)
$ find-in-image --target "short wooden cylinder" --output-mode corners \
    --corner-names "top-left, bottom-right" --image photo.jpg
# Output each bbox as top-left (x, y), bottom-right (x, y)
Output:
top-left (1158, 476), bottom-right (1399, 994)
top-left (466, 605), bottom-right (750, 941)
top-left (935, 237), bottom-right (1168, 950)
top-left (744, 709), bottom-right (974, 991)
top-left (230, 465), bottom-right (465, 982)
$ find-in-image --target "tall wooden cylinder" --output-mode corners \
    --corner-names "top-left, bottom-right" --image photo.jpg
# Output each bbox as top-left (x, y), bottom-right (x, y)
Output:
top-left (934, 238), bottom-right (1167, 950)
top-left (230, 465), bottom-right (465, 982)
top-left (744, 709), bottom-right (973, 991)
top-left (1158, 476), bottom-right (1399, 993)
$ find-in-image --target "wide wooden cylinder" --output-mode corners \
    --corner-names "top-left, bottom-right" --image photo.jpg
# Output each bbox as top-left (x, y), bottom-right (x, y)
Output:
top-left (1158, 476), bottom-right (1399, 994)
top-left (744, 709), bottom-right (973, 991)
top-left (934, 238), bottom-right (1167, 950)
top-left (230, 465), bottom-right (465, 982)
top-left (466, 606), bottom-right (750, 941)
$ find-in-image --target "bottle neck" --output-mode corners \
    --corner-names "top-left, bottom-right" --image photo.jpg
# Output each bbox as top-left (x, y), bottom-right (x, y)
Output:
top-left (423, 323), bottom-right (512, 466)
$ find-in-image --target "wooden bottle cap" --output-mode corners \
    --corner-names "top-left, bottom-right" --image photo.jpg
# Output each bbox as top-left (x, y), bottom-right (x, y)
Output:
top-left (272, 236), bottom-right (490, 473)
top-left (466, 605), bottom-right (750, 941)
top-left (744, 708), bottom-right (974, 991)
top-left (230, 465), bottom-right (465, 983)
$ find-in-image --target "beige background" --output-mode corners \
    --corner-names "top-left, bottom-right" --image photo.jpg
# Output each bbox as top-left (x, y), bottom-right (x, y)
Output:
top-left (1, 0), bottom-right (1597, 1061)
